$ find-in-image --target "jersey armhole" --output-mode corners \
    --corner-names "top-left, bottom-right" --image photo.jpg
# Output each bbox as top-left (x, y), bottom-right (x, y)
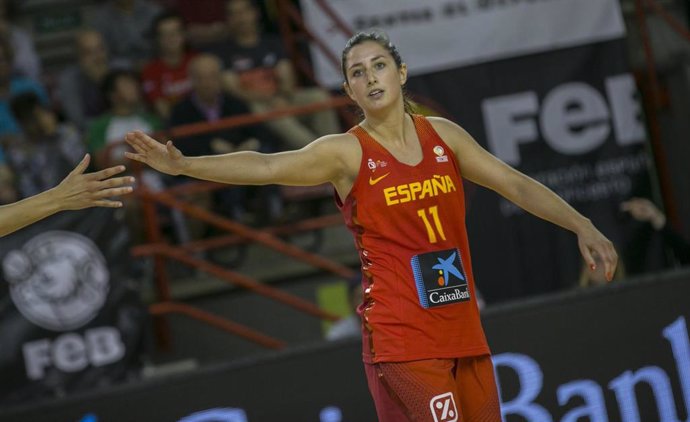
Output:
top-left (415, 115), bottom-right (464, 178)
top-left (336, 128), bottom-right (368, 208)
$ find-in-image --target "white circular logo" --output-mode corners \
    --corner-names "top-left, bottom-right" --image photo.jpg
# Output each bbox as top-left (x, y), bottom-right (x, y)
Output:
top-left (2, 231), bottom-right (110, 331)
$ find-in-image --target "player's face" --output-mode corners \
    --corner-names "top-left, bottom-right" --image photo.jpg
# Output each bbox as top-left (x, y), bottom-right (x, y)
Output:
top-left (343, 41), bottom-right (407, 113)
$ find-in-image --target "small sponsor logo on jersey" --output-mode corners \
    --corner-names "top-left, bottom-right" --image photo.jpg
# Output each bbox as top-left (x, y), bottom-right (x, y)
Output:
top-left (434, 145), bottom-right (449, 163)
top-left (411, 249), bottom-right (470, 309)
top-left (369, 172), bottom-right (390, 185)
top-left (430, 392), bottom-right (459, 422)
top-left (367, 158), bottom-right (388, 171)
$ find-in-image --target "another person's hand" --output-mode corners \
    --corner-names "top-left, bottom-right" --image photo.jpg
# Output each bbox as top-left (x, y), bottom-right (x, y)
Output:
top-left (620, 197), bottom-right (666, 230)
top-left (124, 131), bottom-right (188, 175)
top-left (52, 154), bottom-right (134, 211)
top-left (576, 223), bottom-right (618, 282)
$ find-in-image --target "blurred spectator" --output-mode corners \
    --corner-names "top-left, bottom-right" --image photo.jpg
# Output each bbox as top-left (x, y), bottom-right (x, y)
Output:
top-left (157, 0), bottom-right (229, 47)
top-left (0, 161), bottom-right (14, 204)
top-left (621, 197), bottom-right (690, 267)
top-left (89, 0), bottom-right (162, 69)
top-left (87, 69), bottom-right (162, 171)
top-left (0, 0), bottom-right (41, 80)
top-left (88, 69), bottom-right (165, 243)
top-left (57, 30), bottom-right (117, 132)
top-left (170, 53), bottom-right (281, 221)
top-left (4, 92), bottom-right (84, 200)
top-left (0, 37), bottom-right (48, 139)
top-left (142, 11), bottom-right (197, 120)
top-left (207, 0), bottom-right (340, 150)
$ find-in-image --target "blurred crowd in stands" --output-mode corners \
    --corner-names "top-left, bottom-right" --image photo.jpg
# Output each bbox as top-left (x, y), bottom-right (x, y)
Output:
top-left (0, 0), bottom-right (341, 236)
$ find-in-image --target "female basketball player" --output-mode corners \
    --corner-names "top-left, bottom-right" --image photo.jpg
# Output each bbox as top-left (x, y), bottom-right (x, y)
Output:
top-left (0, 154), bottom-right (133, 237)
top-left (124, 30), bottom-right (617, 421)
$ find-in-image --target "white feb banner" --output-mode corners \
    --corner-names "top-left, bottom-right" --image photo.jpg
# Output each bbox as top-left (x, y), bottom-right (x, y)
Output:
top-left (300, 0), bottom-right (627, 87)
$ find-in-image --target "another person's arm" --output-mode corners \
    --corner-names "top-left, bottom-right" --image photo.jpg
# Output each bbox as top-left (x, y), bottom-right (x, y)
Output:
top-left (431, 117), bottom-right (618, 280)
top-left (621, 197), bottom-right (690, 265)
top-left (0, 154), bottom-right (133, 237)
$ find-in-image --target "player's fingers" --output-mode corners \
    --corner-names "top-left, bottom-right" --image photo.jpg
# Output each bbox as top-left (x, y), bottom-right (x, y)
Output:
top-left (603, 242), bottom-right (618, 282)
top-left (69, 154), bottom-right (91, 176)
top-left (124, 152), bottom-right (147, 163)
top-left (86, 164), bottom-right (127, 181)
top-left (579, 242), bottom-right (596, 271)
top-left (92, 199), bottom-right (124, 208)
top-left (126, 135), bottom-right (149, 155)
top-left (135, 133), bottom-right (155, 152)
top-left (93, 186), bottom-right (134, 198)
top-left (97, 176), bottom-right (135, 189)
top-left (134, 131), bottom-right (161, 149)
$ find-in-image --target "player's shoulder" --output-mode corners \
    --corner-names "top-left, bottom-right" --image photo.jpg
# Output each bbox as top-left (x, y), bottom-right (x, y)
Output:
top-left (308, 132), bottom-right (360, 153)
top-left (425, 116), bottom-right (463, 134)
top-left (306, 133), bottom-right (362, 176)
top-left (425, 116), bottom-right (472, 143)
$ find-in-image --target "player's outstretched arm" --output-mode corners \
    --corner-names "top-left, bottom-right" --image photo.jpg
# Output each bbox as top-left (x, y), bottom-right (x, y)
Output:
top-left (124, 130), bottom-right (352, 187)
top-left (0, 154), bottom-right (134, 237)
top-left (430, 117), bottom-right (618, 280)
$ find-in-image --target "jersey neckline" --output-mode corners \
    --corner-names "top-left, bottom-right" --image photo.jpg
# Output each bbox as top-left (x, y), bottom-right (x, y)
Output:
top-left (354, 114), bottom-right (426, 169)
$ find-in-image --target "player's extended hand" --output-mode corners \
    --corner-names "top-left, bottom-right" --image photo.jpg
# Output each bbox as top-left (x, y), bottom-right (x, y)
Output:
top-left (53, 154), bottom-right (134, 211)
top-left (576, 223), bottom-right (618, 282)
top-left (124, 131), bottom-right (187, 175)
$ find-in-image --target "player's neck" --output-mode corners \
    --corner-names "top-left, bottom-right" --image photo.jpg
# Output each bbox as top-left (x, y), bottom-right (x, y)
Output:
top-left (363, 106), bottom-right (409, 146)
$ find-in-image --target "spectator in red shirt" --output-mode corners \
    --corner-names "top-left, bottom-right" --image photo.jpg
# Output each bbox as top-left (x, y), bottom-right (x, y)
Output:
top-left (142, 11), bottom-right (197, 120)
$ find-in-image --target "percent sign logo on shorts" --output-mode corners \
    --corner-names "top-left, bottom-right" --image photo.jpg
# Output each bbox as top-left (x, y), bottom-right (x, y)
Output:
top-left (430, 392), bottom-right (459, 422)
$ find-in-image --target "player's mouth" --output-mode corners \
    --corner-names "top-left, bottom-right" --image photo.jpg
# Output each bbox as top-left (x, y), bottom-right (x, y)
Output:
top-left (368, 89), bottom-right (384, 99)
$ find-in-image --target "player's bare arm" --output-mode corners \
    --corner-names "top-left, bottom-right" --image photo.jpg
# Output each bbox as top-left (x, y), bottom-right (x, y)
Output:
top-left (429, 116), bottom-right (618, 280)
top-left (124, 131), bottom-right (361, 200)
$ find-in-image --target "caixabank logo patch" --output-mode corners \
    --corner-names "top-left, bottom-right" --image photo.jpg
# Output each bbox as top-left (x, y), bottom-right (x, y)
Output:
top-left (411, 248), bottom-right (470, 309)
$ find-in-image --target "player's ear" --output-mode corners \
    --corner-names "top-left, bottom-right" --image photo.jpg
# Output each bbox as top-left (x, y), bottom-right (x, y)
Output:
top-left (399, 63), bottom-right (408, 86)
top-left (343, 81), bottom-right (355, 101)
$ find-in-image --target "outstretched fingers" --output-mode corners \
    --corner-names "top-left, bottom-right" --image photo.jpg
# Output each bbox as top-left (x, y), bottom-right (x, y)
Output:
top-left (600, 241), bottom-right (618, 281)
top-left (124, 151), bottom-right (147, 164)
top-left (97, 176), bottom-right (135, 189)
top-left (579, 241), bottom-right (596, 272)
top-left (70, 154), bottom-right (91, 176)
top-left (93, 186), bottom-right (134, 199)
top-left (85, 164), bottom-right (127, 181)
top-left (91, 199), bottom-right (125, 208)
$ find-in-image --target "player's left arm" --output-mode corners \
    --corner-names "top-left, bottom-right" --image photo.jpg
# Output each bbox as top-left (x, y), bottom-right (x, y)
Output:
top-left (428, 116), bottom-right (618, 280)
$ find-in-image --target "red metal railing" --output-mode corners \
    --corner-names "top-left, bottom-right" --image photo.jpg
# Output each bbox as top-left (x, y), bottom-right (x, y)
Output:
top-left (632, 0), bottom-right (686, 230)
top-left (105, 97), bottom-right (357, 350)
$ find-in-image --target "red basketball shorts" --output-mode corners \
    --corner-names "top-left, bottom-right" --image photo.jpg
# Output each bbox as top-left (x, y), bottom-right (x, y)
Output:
top-left (364, 355), bottom-right (502, 422)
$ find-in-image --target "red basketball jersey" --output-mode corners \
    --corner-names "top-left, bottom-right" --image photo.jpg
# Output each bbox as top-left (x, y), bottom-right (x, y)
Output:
top-left (337, 115), bottom-right (490, 363)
